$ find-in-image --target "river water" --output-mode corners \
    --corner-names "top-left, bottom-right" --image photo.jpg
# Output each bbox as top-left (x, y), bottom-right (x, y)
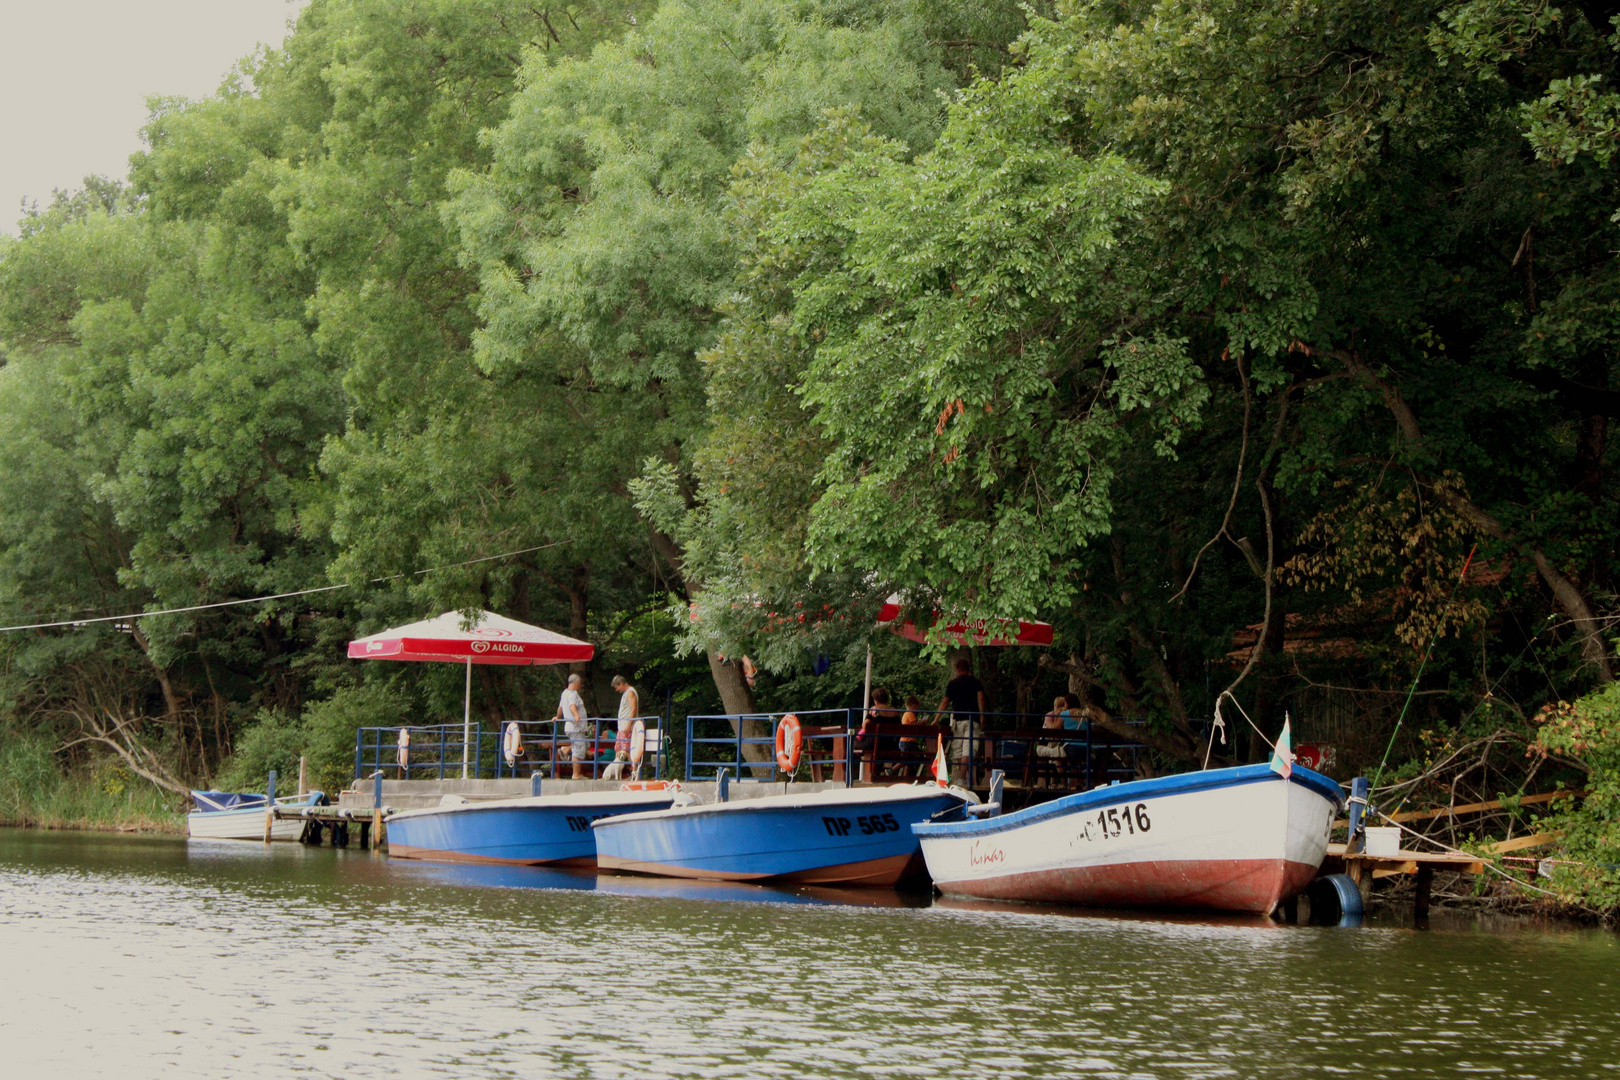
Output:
top-left (1, 829), bottom-right (1616, 1079)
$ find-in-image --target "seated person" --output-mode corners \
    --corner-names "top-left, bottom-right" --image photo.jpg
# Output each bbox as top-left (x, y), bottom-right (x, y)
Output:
top-left (898, 696), bottom-right (924, 754)
top-left (857, 687), bottom-right (903, 780)
top-left (1063, 694), bottom-right (1097, 765)
top-left (1036, 697), bottom-right (1068, 760)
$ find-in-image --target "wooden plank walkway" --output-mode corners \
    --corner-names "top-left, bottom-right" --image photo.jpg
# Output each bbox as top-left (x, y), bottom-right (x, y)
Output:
top-left (1325, 842), bottom-right (1486, 920)
top-left (271, 805), bottom-right (384, 849)
top-left (1332, 789), bottom-right (1579, 829)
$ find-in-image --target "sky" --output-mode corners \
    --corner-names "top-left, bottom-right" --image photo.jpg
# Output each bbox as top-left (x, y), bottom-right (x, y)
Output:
top-left (0, 0), bottom-right (307, 234)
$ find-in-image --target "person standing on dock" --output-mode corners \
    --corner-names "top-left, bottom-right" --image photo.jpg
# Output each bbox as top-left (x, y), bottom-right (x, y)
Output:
top-left (939, 657), bottom-right (986, 784)
top-left (559, 674), bottom-right (590, 780)
top-left (612, 675), bottom-right (639, 773)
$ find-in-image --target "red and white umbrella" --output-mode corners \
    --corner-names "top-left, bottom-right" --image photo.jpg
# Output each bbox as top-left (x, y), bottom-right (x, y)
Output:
top-left (349, 611), bottom-right (593, 778)
top-left (348, 610), bottom-right (594, 665)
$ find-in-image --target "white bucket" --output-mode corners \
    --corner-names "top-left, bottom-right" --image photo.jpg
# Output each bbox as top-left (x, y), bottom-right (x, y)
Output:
top-left (1364, 826), bottom-right (1401, 858)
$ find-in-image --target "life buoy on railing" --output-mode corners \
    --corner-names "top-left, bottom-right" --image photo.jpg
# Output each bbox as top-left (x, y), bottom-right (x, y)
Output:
top-left (775, 714), bottom-right (802, 775)
top-left (628, 718), bottom-right (647, 769)
top-left (396, 728), bottom-right (410, 772)
top-left (503, 721), bottom-right (523, 765)
top-left (620, 780), bottom-right (680, 792)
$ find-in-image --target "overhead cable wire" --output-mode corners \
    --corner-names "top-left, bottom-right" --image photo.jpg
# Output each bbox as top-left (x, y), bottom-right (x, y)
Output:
top-left (0, 541), bottom-right (571, 634)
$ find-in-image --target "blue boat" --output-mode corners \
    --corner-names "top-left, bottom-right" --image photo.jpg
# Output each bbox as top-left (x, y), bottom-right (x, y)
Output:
top-left (592, 784), bottom-right (976, 886)
top-left (385, 790), bottom-right (680, 865)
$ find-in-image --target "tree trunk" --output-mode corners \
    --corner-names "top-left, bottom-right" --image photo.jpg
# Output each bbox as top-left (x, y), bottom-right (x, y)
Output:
top-left (1340, 349), bottom-right (1614, 683)
top-left (707, 650), bottom-right (772, 775)
top-left (1039, 652), bottom-right (1201, 764)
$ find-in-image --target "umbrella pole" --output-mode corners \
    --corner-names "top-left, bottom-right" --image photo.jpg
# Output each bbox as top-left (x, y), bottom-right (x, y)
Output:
top-left (462, 657), bottom-right (472, 780)
top-left (862, 643), bottom-right (873, 714)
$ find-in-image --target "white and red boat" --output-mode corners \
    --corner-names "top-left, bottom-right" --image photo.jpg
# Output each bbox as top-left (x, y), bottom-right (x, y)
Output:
top-left (912, 763), bottom-right (1341, 914)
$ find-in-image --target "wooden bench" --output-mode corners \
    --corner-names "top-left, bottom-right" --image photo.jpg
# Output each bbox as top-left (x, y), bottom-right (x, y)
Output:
top-left (856, 723), bottom-right (950, 782)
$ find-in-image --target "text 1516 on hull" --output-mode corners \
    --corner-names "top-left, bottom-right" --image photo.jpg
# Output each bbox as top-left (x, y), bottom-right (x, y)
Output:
top-left (912, 764), bottom-right (1341, 914)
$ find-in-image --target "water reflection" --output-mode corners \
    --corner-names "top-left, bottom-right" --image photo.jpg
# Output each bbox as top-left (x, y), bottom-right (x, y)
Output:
top-left (2, 829), bottom-right (1618, 1080)
top-left (385, 857), bottom-right (934, 908)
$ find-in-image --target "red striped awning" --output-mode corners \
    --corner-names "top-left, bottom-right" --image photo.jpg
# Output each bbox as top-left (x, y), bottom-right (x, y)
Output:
top-left (877, 596), bottom-right (1053, 647)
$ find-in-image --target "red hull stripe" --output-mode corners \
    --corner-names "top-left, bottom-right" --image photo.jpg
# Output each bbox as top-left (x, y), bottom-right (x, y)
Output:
top-left (936, 858), bottom-right (1321, 915)
top-left (598, 852), bottom-right (914, 887)
top-left (387, 844), bottom-right (595, 868)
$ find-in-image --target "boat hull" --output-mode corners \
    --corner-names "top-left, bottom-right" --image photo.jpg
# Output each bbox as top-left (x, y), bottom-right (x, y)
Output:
top-left (187, 793), bottom-right (325, 842)
top-left (384, 792), bottom-right (677, 866)
top-left (593, 786), bottom-right (973, 886)
top-left (913, 765), bottom-right (1341, 914)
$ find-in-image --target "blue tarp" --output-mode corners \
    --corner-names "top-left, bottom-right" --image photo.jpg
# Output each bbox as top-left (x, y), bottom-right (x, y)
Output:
top-left (190, 790), bottom-right (267, 812)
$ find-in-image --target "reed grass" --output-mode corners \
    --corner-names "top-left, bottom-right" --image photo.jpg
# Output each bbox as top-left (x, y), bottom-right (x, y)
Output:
top-left (0, 737), bottom-right (183, 833)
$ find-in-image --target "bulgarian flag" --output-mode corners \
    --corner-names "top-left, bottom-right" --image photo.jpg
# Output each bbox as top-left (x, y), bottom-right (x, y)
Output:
top-left (930, 734), bottom-right (949, 788)
top-left (1269, 714), bottom-right (1295, 779)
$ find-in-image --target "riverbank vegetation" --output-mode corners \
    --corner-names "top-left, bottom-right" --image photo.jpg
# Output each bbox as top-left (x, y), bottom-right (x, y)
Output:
top-left (0, 732), bottom-right (180, 831)
top-left (0, 0), bottom-right (1617, 910)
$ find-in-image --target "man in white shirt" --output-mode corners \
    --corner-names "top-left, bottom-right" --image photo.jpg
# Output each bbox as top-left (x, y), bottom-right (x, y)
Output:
top-left (610, 675), bottom-right (639, 776)
top-left (558, 673), bottom-right (589, 779)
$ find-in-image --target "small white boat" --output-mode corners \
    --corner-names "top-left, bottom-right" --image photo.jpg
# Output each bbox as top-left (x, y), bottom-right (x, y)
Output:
top-left (187, 790), bottom-right (326, 841)
top-left (912, 764), bottom-right (1341, 914)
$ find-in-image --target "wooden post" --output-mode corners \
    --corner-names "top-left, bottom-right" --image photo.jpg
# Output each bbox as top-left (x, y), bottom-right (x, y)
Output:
top-left (297, 756), bottom-right (307, 796)
top-left (372, 770), bottom-right (384, 854)
top-left (1414, 865), bottom-right (1434, 924)
top-left (264, 769), bottom-right (278, 843)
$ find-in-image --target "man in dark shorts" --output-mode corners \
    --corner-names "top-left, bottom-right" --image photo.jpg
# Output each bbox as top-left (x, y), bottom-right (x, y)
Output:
top-left (938, 657), bottom-right (986, 782)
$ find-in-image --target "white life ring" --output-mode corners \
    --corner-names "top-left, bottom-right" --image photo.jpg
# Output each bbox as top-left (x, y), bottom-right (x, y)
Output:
top-left (503, 721), bottom-right (523, 764)
top-left (396, 728), bottom-right (410, 771)
top-left (628, 718), bottom-right (647, 768)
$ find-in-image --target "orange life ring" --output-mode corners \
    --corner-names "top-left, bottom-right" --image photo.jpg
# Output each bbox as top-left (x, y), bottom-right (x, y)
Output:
top-left (628, 718), bottom-right (647, 768)
top-left (775, 714), bottom-right (802, 774)
top-left (396, 728), bottom-right (410, 770)
top-left (620, 780), bottom-right (680, 791)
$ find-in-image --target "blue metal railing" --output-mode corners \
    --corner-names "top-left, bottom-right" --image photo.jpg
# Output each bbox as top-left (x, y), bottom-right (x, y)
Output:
top-left (352, 718), bottom-right (667, 782)
top-left (685, 708), bottom-right (855, 784)
top-left (353, 724), bottom-right (497, 781)
top-left (684, 707), bottom-right (1158, 790)
top-left (490, 717), bottom-right (665, 781)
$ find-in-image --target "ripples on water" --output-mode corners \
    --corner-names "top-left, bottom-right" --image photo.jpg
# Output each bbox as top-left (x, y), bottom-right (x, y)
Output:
top-left (1, 829), bottom-right (1617, 1079)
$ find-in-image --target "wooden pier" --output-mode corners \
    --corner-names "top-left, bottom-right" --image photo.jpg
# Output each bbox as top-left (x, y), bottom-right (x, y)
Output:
top-left (1324, 842), bottom-right (1484, 920)
top-left (271, 804), bottom-right (385, 850)
top-left (1323, 831), bottom-right (1557, 920)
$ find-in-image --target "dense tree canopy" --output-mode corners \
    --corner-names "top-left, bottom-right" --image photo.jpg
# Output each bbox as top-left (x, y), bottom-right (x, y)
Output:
top-left (0, 0), bottom-right (1616, 845)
